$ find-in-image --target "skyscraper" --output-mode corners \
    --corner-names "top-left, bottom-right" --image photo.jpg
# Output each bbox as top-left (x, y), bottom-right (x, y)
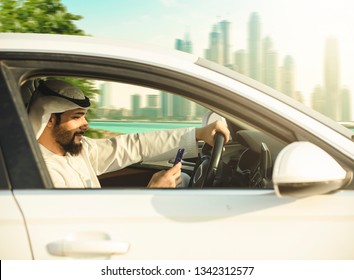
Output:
top-left (131, 94), bottom-right (141, 118)
top-left (174, 33), bottom-right (195, 120)
top-left (248, 12), bottom-right (262, 81)
top-left (262, 36), bottom-right (279, 90)
top-left (144, 94), bottom-right (160, 118)
top-left (175, 39), bottom-right (184, 52)
top-left (99, 82), bottom-right (113, 108)
top-left (160, 91), bottom-right (173, 119)
top-left (183, 32), bottom-right (193, 54)
top-left (205, 24), bottom-right (222, 64)
top-left (281, 55), bottom-right (296, 99)
top-left (175, 32), bottom-right (193, 54)
top-left (146, 94), bottom-right (159, 108)
top-left (219, 20), bottom-right (231, 67)
top-left (234, 49), bottom-right (248, 75)
top-left (340, 88), bottom-right (351, 121)
top-left (312, 85), bottom-right (325, 113)
top-left (324, 37), bottom-right (340, 120)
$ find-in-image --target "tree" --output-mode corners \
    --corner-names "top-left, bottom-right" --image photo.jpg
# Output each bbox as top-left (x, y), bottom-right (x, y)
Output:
top-left (0, 0), bottom-right (84, 34)
top-left (0, 0), bottom-right (102, 137)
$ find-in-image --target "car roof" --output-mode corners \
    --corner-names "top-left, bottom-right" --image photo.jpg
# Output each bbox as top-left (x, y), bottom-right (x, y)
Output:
top-left (0, 32), bottom-right (199, 68)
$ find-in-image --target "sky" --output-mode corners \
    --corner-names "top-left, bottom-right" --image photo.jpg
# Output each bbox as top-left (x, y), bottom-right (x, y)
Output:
top-left (61, 0), bottom-right (354, 107)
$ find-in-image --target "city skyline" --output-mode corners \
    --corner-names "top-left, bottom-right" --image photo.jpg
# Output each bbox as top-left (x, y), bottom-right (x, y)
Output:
top-left (62, 0), bottom-right (354, 120)
top-left (97, 84), bottom-right (206, 121)
top-left (175, 13), bottom-right (351, 120)
top-left (97, 12), bottom-right (351, 121)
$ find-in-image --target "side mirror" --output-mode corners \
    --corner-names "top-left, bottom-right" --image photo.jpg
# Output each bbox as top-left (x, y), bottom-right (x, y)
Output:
top-left (272, 142), bottom-right (351, 198)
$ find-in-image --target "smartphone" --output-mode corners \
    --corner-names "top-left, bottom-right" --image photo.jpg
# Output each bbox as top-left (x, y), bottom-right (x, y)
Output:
top-left (173, 148), bottom-right (185, 165)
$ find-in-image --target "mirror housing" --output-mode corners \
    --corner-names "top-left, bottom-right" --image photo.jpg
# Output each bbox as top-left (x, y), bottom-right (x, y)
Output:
top-left (272, 141), bottom-right (351, 198)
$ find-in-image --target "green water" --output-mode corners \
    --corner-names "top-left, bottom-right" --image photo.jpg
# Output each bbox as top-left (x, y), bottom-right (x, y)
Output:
top-left (89, 121), bottom-right (202, 134)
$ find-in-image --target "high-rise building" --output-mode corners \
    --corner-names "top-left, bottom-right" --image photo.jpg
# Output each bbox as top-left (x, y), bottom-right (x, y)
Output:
top-left (340, 88), bottom-right (351, 121)
top-left (160, 91), bottom-right (173, 119)
top-left (262, 36), bottom-right (279, 90)
top-left (205, 24), bottom-right (222, 64)
top-left (234, 49), bottom-right (248, 75)
top-left (175, 32), bottom-right (193, 54)
top-left (143, 94), bottom-right (160, 118)
top-left (324, 37), bottom-right (340, 120)
top-left (183, 32), bottom-right (193, 54)
top-left (248, 12), bottom-right (262, 81)
top-left (171, 94), bottom-right (195, 120)
top-left (174, 32), bottom-right (196, 120)
top-left (281, 55), bottom-right (296, 99)
top-left (99, 82), bottom-right (113, 108)
top-left (131, 94), bottom-right (141, 118)
top-left (175, 39), bottom-right (184, 52)
top-left (172, 94), bottom-right (183, 119)
top-left (219, 20), bottom-right (231, 67)
top-left (146, 94), bottom-right (159, 108)
top-left (204, 20), bottom-right (232, 67)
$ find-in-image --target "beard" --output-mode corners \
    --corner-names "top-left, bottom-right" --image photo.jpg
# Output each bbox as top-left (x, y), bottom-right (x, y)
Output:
top-left (53, 126), bottom-right (84, 156)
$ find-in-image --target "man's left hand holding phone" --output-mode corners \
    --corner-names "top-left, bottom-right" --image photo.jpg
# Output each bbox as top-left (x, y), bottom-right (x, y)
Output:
top-left (147, 148), bottom-right (184, 188)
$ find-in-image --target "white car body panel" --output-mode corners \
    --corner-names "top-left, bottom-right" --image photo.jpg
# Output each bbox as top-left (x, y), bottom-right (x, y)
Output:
top-left (14, 189), bottom-right (354, 259)
top-left (0, 33), bottom-right (199, 70)
top-left (0, 191), bottom-right (32, 259)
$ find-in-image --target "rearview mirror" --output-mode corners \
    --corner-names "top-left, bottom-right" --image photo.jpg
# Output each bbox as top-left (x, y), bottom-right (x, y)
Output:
top-left (272, 142), bottom-right (351, 198)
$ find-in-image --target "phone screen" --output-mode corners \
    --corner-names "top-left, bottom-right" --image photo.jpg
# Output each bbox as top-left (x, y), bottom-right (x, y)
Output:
top-left (173, 148), bottom-right (185, 165)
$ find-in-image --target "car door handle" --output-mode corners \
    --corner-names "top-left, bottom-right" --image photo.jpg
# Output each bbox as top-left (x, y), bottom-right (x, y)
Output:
top-left (47, 234), bottom-right (130, 258)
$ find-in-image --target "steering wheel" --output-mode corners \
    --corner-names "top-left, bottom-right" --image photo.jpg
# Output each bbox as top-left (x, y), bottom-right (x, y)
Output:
top-left (191, 132), bottom-right (225, 188)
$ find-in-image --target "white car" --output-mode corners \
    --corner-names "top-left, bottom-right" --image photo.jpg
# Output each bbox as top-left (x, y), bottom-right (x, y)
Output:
top-left (0, 33), bottom-right (354, 260)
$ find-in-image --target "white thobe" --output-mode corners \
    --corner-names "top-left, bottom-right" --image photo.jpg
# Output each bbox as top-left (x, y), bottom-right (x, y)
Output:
top-left (40, 128), bottom-right (198, 188)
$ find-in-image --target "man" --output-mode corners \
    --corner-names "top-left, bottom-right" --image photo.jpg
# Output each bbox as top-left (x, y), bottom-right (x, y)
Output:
top-left (28, 79), bottom-right (230, 188)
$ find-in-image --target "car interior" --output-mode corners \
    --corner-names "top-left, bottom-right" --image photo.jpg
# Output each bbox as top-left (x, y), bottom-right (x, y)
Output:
top-left (20, 76), bottom-right (287, 190)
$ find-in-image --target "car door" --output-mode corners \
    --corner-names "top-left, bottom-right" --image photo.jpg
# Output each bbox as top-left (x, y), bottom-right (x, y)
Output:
top-left (0, 149), bottom-right (33, 259)
top-left (12, 188), bottom-right (354, 259)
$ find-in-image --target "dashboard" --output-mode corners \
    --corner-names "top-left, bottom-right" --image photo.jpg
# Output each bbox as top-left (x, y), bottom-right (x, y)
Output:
top-left (217, 130), bottom-right (286, 189)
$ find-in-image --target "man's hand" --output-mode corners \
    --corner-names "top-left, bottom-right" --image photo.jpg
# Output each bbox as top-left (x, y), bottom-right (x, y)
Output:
top-left (195, 120), bottom-right (230, 146)
top-left (147, 162), bottom-right (182, 188)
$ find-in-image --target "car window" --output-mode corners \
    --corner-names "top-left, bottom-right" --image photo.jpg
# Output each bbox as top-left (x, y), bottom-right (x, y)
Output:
top-left (22, 77), bottom-right (216, 189)
top-left (88, 81), bottom-right (206, 137)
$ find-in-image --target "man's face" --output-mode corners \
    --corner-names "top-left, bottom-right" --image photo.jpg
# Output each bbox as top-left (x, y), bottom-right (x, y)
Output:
top-left (52, 109), bottom-right (89, 156)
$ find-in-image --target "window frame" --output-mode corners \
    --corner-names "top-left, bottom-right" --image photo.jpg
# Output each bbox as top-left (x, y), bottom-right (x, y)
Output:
top-left (1, 51), bottom-right (353, 189)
